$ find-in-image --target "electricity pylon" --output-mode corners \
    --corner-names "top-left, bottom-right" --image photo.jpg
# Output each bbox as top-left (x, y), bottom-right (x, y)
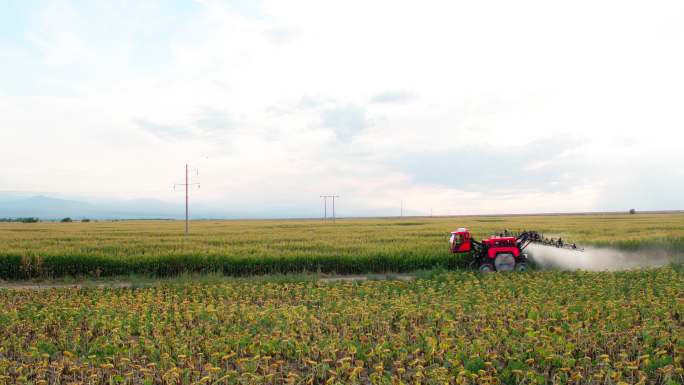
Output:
top-left (174, 164), bottom-right (199, 236)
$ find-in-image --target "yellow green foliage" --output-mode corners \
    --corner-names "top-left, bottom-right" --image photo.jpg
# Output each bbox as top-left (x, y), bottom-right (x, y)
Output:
top-left (1, 214), bottom-right (682, 279)
top-left (2, 269), bottom-right (684, 384)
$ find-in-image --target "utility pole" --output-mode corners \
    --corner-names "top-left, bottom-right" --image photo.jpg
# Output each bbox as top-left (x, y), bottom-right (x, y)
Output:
top-left (320, 195), bottom-right (339, 225)
top-left (332, 196), bottom-right (338, 225)
top-left (174, 164), bottom-right (199, 236)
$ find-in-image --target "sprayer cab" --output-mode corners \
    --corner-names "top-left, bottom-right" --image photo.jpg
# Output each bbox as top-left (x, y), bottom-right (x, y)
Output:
top-left (450, 228), bottom-right (472, 253)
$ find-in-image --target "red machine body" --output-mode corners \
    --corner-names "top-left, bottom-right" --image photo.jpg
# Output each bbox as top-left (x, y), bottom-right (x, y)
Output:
top-left (449, 228), bottom-right (527, 272)
top-left (449, 227), bottom-right (582, 272)
top-left (482, 237), bottom-right (520, 260)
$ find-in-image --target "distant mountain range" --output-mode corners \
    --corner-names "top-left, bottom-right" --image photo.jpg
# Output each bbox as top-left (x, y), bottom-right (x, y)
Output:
top-left (0, 195), bottom-right (249, 220)
top-left (2, 195), bottom-right (673, 221)
top-left (0, 195), bottom-right (426, 220)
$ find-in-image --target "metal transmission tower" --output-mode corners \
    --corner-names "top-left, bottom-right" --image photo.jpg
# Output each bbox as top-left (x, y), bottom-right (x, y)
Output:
top-left (320, 195), bottom-right (339, 225)
top-left (174, 165), bottom-right (199, 236)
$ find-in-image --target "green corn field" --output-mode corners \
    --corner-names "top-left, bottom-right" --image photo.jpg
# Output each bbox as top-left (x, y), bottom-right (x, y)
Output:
top-left (1, 214), bottom-right (682, 280)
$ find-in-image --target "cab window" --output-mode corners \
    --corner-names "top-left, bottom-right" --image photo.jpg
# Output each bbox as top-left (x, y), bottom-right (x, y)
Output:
top-left (453, 234), bottom-right (464, 248)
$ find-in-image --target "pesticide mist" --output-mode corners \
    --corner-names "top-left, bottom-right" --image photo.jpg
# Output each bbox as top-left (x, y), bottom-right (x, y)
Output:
top-left (527, 244), bottom-right (673, 271)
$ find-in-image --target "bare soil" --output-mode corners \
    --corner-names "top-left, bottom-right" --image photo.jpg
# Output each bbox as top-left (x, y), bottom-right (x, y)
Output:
top-left (0, 274), bottom-right (416, 290)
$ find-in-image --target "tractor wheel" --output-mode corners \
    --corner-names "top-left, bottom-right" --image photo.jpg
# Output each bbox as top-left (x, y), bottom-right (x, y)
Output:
top-left (468, 260), bottom-right (478, 270)
top-left (515, 262), bottom-right (529, 272)
top-left (478, 263), bottom-right (495, 273)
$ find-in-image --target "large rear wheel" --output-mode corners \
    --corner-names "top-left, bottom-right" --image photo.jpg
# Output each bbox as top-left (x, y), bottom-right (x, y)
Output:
top-left (515, 262), bottom-right (529, 272)
top-left (468, 260), bottom-right (478, 270)
top-left (479, 263), bottom-right (495, 273)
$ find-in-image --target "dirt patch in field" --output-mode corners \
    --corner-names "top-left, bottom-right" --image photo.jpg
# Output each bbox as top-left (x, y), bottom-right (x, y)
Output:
top-left (0, 281), bottom-right (135, 290)
top-left (319, 275), bottom-right (414, 282)
top-left (0, 275), bottom-right (416, 290)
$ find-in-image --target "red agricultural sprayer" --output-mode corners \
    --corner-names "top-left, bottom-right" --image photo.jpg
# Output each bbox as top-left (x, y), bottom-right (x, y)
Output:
top-left (449, 228), bottom-right (583, 272)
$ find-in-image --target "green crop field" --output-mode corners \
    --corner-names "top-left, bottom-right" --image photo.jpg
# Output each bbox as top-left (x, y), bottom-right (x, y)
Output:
top-left (2, 270), bottom-right (684, 384)
top-left (1, 214), bottom-right (684, 384)
top-left (1, 214), bottom-right (683, 280)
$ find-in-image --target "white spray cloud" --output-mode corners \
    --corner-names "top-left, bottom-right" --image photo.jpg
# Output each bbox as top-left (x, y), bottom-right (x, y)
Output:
top-left (527, 244), bottom-right (673, 271)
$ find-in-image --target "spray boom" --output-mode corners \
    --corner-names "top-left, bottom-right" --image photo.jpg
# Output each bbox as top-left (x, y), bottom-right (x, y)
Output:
top-left (515, 230), bottom-right (584, 252)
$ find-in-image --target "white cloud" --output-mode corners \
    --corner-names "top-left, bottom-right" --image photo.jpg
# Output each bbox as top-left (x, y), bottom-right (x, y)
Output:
top-left (1, 0), bottom-right (683, 216)
top-left (262, 26), bottom-right (301, 46)
top-left (369, 90), bottom-right (416, 104)
top-left (320, 104), bottom-right (373, 140)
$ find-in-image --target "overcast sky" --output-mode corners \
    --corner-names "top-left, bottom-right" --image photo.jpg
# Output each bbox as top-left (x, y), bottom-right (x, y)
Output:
top-left (2, 0), bottom-right (683, 216)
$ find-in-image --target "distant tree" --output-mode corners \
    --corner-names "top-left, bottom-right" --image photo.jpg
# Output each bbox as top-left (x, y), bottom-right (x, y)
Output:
top-left (22, 217), bottom-right (39, 223)
top-left (630, 209), bottom-right (636, 214)
top-left (82, 217), bottom-right (91, 222)
top-left (61, 217), bottom-right (73, 222)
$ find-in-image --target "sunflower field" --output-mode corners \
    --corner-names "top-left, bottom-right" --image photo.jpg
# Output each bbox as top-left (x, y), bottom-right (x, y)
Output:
top-left (2, 269), bottom-right (684, 384)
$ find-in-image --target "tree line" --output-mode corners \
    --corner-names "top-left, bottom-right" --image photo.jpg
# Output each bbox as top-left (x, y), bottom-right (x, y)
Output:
top-left (1, 217), bottom-right (91, 222)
